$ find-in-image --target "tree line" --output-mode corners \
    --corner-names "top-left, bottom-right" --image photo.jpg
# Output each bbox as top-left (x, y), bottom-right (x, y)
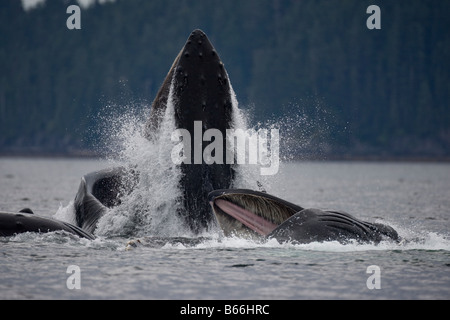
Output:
top-left (1, 0), bottom-right (449, 158)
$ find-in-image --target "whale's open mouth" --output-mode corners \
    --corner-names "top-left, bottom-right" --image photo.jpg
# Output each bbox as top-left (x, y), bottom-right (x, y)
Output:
top-left (209, 189), bottom-right (301, 237)
top-left (213, 199), bottom-right (278, 236)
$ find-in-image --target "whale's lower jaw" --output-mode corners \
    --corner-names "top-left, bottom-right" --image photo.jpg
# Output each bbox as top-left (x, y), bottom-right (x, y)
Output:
top-left (208, 189), bottom-right (400, 244)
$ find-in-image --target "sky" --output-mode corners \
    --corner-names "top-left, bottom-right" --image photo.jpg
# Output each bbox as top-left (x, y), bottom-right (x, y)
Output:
top-left (21, 0), bottom-right (115, 11)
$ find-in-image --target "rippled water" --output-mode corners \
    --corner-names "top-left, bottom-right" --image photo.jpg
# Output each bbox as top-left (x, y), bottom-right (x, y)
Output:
top-left (0, 158), bottom-right (449, 300)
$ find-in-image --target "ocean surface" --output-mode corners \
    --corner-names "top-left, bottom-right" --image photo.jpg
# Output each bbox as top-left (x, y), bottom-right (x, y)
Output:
top-left (0, 157), bottom-right (449, 300)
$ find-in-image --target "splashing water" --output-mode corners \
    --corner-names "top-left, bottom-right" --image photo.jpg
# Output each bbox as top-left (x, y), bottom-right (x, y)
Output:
top-left (95, 80), bottom-right (186, 237)
top-left (92, 81), bottom-right (272, 237)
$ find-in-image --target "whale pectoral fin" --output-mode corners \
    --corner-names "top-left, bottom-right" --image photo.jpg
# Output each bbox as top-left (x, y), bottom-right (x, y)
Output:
top-left (268, 209), bottom-right (398, 244)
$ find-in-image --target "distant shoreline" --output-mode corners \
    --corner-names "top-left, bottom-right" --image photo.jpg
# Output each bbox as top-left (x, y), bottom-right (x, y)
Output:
top-left (1, 150), bottom-right (449, 163)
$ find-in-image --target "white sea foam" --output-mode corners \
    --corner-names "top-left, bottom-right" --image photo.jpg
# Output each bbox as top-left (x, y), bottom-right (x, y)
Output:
top-left (156, 231), bottom-right (450, 252)
top-left (95, 79), bottom-right (187, 237)
top-left (54, 200), bottom-right (77, 225)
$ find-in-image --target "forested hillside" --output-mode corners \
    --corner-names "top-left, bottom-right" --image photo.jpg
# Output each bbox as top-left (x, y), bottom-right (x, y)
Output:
top-left (1, 0), bottom-right (449, 158)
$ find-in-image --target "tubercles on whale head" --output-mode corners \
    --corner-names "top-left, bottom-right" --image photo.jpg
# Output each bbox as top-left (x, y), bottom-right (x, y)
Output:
top-left (144, 29), bottom-right (233, 138)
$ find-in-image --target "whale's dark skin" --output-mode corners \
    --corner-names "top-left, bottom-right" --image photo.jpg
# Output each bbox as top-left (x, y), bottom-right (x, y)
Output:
top-left (0, 209), bottom-right (95, 240)
top-left (208, 189), bottom-right (399, 244)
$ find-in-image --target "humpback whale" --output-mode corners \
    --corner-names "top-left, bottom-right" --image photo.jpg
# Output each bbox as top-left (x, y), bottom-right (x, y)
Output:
top-left (208, 189), bottom-right (399, 244)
